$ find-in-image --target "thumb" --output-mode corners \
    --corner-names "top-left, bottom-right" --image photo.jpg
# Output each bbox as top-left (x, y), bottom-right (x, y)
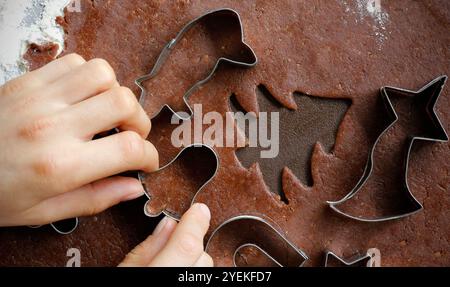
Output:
top-left (119, 217), bottom-right (177, 267)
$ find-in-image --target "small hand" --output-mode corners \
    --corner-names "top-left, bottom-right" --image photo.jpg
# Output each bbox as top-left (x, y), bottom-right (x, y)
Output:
top-left (120, 203), bottom-right (214, 267)
top-left (0, 54), bottom-right (158, 227)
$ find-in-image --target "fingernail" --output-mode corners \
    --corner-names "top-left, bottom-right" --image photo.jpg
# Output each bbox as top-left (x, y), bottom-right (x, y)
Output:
top-left (153, 217), bottom-right (170, 235)
top-left (195, 203), bottom-right (211, 221)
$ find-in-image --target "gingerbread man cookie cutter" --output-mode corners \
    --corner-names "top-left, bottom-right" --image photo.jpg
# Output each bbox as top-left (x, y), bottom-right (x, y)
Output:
top-left (136, 8), bottom-right (258, 220)
top-left (328, 76), bottom-right (448, 222)
top-left (140, 144), bottom-right (219, 220)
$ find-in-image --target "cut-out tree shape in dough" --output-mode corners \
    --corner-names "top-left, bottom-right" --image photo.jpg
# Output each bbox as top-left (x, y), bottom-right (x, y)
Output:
top-left (233, 85), bottom-right (350, 203)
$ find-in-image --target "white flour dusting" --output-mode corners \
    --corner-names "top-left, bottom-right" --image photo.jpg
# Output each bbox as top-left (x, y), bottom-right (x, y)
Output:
top-left (0, 1), bottom-right (391, 85)
top-left (0, 0), bottom-right (70, 85)
top-left (341, 0), bottom-right (390, 47)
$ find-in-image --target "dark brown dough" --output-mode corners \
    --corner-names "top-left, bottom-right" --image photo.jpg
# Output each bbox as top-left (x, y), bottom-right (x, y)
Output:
top-left (0, 0), bottom-right (449, 266)
top-left (23, 43), bottom-right (59, 71)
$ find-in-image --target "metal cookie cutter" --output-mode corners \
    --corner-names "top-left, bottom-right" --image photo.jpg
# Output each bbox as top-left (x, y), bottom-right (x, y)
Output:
top-left (205, 215), bottom-right (309, 267)
top-left (135, 8), bottom-right (258, 120)
top-left (136, 8), bottom-right (257, 220)
top-left (324, 248), bottom-right (381, 267)
top-left (328, 75), bottom-right (448, 222)
top-left (29, 217), bottom-right (78, 235)
top-left (140, 144), bottom-right (219, 220)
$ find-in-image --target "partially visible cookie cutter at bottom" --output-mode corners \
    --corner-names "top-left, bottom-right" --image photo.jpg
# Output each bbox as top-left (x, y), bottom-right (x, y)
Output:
top-left (205, 215), bottom-right (309, 267)
top-left (324, 248), bottom-right (381, 267)
top-left (29, 217), bottom-right (79, 235)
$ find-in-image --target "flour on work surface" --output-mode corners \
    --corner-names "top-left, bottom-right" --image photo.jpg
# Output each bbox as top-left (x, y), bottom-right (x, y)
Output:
top-left (0, 0), bottom-right (70, 84)
top-left (341, 0), bottom-right (390, 47)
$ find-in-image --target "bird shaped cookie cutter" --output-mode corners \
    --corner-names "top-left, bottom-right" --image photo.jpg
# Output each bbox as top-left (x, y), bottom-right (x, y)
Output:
top-left (136, 8), bottom-right (258, 220)
top-left (328, 76), bottom-right (448, 222)
top-left (205, 215), bottom-right (309, 267)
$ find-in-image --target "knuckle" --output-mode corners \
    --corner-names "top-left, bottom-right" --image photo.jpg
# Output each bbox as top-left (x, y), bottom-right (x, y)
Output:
top-left (32, 152), bottom-right (64, 179)
top-left (18, 116), bottom-right (56, 141)
top-left (117, 131), bottom-right (145, 164)
top-left (112, 87), bottom-right (138, 115)
top-left (88, 58), bottom-right (116, 87)
top-left (65, 53), bottom-right (86, 66)
top-left (1, 78), bottom-right (27, 96)
top-left (176, 232), bottom-right (204, 258)
top-left (60, 54), bottom-right (86, 72)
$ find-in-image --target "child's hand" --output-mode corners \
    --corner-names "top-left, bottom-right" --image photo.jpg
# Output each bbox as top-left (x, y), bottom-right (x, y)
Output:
top-left (120, 203), bottom-right (214, 267)
top-left (0, 54), bottom-right (158, 227)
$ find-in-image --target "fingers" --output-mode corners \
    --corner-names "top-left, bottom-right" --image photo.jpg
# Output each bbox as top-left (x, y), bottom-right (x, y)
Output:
top-left (87, 131), bottom-right (159, 173)
top-left (148, 203), bottom-right (211, 267)
top-left (26, 176), bottom-right (145, 225)
top-left (65, 86), bottom-right (151, 139)
top-left (192, 252), bottom-right (214, 267)
top-left (33, 54), bottom-right (87, 84)
top-left (45, 58), bottom-right (119, 105)
top-left (0, 53), bottom-right (163, 229)
top-left (4, 54), bottom-right (149, 140)
top-left (59, 131), bottom-right (158, 190)
top-left (0, 54), bottom-right (86, 97)
top-left (120, 206), bottom-right (214, 267)
top-left (119, 217), bottom-right (177, 267)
